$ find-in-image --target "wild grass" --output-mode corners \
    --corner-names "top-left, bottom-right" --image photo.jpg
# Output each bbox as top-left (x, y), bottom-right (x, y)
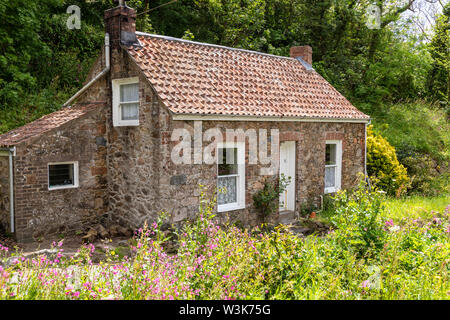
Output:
top-left (0, 185), bottom-right (448, 300)
top-left (383, 195), bottom-right (450, 222)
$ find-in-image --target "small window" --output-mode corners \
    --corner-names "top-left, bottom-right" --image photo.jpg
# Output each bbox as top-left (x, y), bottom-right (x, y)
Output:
top-left (217, 142), bottom-right (245, 212)
top-left (112, 77), bottom-right (139, 126)
top-left (48, 162), bottom-right (79, 190)
top-left (324, 141), bottom-right (342, 194)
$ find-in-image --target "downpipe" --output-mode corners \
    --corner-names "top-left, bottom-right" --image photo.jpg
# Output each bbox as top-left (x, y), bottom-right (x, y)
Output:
top-left (0, 147), bottom-right (15, 233)
top-left (365, 119), bottom-right (371, 189)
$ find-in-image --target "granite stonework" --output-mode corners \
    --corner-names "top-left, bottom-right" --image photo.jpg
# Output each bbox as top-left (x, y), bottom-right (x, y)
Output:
top-left (156, 119), bottom-right (365, 227)
top-left (11, 106), bottom-right (108, 242)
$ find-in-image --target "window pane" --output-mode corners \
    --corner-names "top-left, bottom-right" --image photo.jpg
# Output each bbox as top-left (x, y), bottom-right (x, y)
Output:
top-left (218, 176), bottom-right (237, 205)
top-left (121, 103), bottom-right (139, 120)
top-left (120, 83), bottom-right (139, 102)
top-left (49, 164), bottom-right (74, 187)
top-left (326, 144), bottom-right (336, 165)
top-left (218, 147), bottom-right (238, 175)
top-left (325, 166), bottom-right (336, 188)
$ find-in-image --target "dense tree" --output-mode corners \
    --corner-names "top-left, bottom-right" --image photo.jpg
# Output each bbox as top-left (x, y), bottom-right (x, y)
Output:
top-left (426, 3), bottom-right (449, 108)
top-left (0, 0), bottom-right (446, 131)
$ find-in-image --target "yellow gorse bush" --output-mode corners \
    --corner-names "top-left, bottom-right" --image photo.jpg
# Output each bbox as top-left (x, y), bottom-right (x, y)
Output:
top-left (367, 125), bottom-right (409, 195)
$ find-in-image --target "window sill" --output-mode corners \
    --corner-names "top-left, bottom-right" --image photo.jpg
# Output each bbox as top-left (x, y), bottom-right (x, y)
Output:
top-left (48, 185), bottom-right (78, 191)
top-left (217, 203), bottom-right (245, 213)
top-left (113, 121), bottom-right (139, 127)
top-left (324, 187), bottom-right (340, 194)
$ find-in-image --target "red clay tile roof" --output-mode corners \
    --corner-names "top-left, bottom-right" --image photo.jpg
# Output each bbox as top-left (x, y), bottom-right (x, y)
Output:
top-left (127, 33), bottom-right (369, 121)
top-left (0, 104), bottom-right (99, 146)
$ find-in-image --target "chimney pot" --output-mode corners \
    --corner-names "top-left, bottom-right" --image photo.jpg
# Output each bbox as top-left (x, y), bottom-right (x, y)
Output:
top-left (290, 46), bottom-right (312, 65)
top-left (104, 4), bottom-right (140, 48)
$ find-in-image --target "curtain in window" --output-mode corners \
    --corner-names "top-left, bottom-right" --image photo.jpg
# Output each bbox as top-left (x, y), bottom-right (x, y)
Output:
top-left (218, 175), bottom-right (237, 205)
top-left (120, 83), bottom-right (139, 102)
top-left (120, 83), bottom-right (139, 120)
top-left (325, 166), bottom-right (336, 188)
top-left (121, 103), bottom-right (139, 120)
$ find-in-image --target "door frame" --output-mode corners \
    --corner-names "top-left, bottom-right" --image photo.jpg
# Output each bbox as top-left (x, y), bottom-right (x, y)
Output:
top-left (279, 141), bottom-right (296, 211)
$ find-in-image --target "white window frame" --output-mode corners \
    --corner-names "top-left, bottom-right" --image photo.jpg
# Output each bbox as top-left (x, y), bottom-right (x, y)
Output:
top-left (48, 161), bottom-right (79, 190)
top-left (112, 77), bottom-right (140, 127)
top-left (217, 141), bottom-right (246, 212)
top-left (324, 140), bottom-right (342, 194)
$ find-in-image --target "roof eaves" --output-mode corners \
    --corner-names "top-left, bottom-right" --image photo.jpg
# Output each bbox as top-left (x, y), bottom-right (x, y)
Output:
top-left (171, 113), bottom-right (371, 123)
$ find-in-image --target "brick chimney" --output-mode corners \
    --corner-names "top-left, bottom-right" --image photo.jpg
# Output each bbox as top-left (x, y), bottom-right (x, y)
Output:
top-left (290, 46), bottom-right (313, 65)
top-left (104, 0), bottom-right (140, 48)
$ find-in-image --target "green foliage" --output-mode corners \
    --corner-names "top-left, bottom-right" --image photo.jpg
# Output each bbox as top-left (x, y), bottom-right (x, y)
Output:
top-left (355, 40), bottom-right (432, 108)
top-left (252, 174), bottom-right (291, 220)
top-left (298, 201), bottom-right (318, 218)
top-left (1, 193), bottom-right (449, 300)
top-left (367, 125), bottom-right (410, 195)
top-left (373, 103), bottom-right (449, 162)
top-left (426, 3), bottom-right (450, 108)
top-left (400, 154), bottom-right (449, 196)
top-left (0, 0), bottom-right (105, 134)
top-left (330, 176), bottom-right (387, 258)
top-left (383, 195), bottom-right (450, 223)
top-left (372, 102), bottom-right (449, 196)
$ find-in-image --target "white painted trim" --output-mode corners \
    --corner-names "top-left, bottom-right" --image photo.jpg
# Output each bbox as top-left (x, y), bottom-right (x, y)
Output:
top-left (216, 141), bottom-right (245, 212)
top-left (172, 114), bottom-right (370, 123)
top-left (279, 141), bottom-right (296, 212)
top-left (48, 161), bottom-right (79, 191)
top-left (112, 77), bottom-right (140, 127)
top-left (324, 140), bottom-right (342, 194)
top-left (364, 122), bottom-right (369, 178)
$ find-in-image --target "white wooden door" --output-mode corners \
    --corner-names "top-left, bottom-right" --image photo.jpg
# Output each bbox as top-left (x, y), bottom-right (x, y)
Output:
top-left (279, 141), bottom-right (296, 211)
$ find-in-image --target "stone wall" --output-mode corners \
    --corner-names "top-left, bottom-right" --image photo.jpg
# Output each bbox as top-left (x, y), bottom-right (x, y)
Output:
top-left (12, 106), bottom-right (108, 242)
top-left (155, 118), bottom-right (365, 227)
top-left (106, 47), bottom-right (162, 228)
top-left (0, 156), bottom-right (10, 232)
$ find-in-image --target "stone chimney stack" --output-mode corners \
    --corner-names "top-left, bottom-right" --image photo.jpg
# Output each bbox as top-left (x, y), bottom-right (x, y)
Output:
top-left (290, 46), bottom-right (313, 65)
top-left (104, 0), bottom-right (140, 48)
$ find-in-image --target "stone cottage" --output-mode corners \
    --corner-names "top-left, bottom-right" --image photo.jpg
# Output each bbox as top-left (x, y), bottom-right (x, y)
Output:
top-left (0, 3), bottom-right (370, 242)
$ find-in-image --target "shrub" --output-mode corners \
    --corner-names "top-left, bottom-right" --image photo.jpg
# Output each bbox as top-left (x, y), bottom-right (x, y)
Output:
top-left (298, 201), bottom-right (318, 218)
top-left (370, 102), bottom-right (449, 196)
top-left (367, 125), bottom-right (410, 195)
top-left (252, 174), bottom-right (291, 222)
top-left (330, 176), bottom-right (387, 258)
top-left (398, 151), bottom-right (449, 196)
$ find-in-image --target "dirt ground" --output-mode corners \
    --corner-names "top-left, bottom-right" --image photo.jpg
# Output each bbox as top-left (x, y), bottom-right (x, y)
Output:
top-left (0, 232), bottom-right (132, 257)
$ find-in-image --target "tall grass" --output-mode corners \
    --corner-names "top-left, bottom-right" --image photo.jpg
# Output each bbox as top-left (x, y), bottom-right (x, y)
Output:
top-left (384, 195), bottom-right (450, 222)
top-left (0, 187), bottom-right (449, 300)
